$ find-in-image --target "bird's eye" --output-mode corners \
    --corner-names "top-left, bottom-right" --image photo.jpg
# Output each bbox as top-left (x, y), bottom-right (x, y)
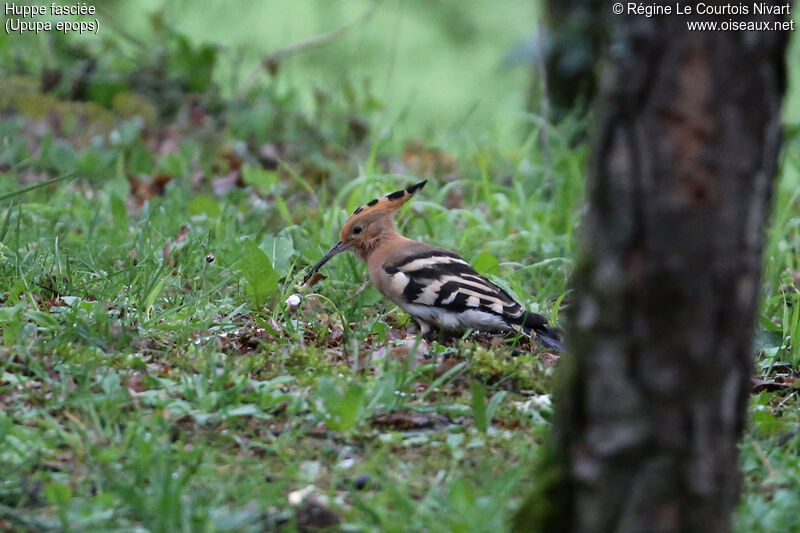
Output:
top-left (353, 226), bottom-right (363, 235)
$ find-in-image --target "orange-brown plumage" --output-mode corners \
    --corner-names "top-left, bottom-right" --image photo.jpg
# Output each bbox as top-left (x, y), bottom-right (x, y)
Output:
top-left (303, 180), bottom-right (563, 350)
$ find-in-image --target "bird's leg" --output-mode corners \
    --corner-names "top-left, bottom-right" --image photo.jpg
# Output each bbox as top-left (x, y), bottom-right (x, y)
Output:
top-left (421, 329), bottom-right (440, 343)
top-left (432, 328), bottom-right (460, 346)
top-left (416, 322), bottom-right (449, 345)
top-left (417, 320), bottom-right (436, 342)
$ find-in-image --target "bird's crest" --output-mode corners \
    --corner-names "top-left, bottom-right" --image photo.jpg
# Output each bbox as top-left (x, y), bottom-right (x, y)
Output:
top-left (350, 180), bottom-right (426, 219)
top-left (339, 180), bottom-right (427, 240)
top-left (303, 180), bottom-right (428, 284)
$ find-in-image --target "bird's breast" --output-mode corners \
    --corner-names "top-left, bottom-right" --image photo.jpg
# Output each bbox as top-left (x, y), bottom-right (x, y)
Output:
top-left (370, 264), bottom-right (407, 305)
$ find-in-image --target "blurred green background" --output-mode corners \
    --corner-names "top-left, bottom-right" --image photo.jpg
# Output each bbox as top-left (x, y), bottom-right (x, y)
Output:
top-left (4, 0), bottom-right (798, 134)
top-left (2, 0), bottom-right (548, 135)
top-left (125, 0), bottom-right (538, 129)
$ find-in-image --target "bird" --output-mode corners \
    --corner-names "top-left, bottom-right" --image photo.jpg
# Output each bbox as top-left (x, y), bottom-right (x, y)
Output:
top-left (302, 180), bottom-right (563, 351)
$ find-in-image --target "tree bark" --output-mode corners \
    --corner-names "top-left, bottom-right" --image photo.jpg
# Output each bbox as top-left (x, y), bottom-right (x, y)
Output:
top-left (528, 0), bottom-right (607, 119)
top-left (517, 9), bottom-right (788, 533)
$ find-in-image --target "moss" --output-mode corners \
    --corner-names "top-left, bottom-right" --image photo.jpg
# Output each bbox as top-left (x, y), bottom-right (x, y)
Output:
top-left (5, 92), bottom-right (67, 119)
top-left (0, 78), bottom-right (114, 137)
top-left (0, 76), bottom-right (39, 99)
top-left (247, 343), bottom-right (344, 385)
top-left (71, 101), bottom-right (115, 128)
top-left (464, 343), bottom-right (550, 393)
top-left (112, 92), bottom-right (158, 127)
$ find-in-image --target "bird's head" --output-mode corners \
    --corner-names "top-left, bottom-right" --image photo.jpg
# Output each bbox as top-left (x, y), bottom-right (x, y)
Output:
top-left (303, 180), bottom-right (426, 283)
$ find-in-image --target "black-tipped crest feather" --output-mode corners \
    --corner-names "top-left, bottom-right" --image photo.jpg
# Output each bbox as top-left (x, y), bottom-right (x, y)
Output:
top-left (406, 180), bottom-right (427, 194)
top-left (351, 181), bottom-right (428, 215)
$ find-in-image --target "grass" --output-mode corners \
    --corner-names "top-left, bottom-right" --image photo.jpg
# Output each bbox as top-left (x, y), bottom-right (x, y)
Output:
top-left (1, 3), bottom-right (800, 531)
top-left (0, 79), bottom-right (581, 530)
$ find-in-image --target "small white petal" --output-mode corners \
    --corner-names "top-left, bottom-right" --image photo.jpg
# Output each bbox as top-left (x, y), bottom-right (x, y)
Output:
top-left (288, 485), bottom-right (316, 506)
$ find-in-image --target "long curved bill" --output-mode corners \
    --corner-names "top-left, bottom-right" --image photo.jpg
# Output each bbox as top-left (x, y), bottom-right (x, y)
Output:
top-left (302, 241), bottom-right (347, 284)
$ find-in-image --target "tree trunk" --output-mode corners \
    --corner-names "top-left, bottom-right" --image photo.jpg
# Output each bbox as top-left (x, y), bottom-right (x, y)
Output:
top-left (527, 0), bottom-right (607, 119)
top-left (517, 10), bottom-right (788, 533)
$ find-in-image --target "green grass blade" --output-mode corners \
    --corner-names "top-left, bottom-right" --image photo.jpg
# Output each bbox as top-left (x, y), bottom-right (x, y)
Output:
top-left (0, 173), bottom-right (78, 203)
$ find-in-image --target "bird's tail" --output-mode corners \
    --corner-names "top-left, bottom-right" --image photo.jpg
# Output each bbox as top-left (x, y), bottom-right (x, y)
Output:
top-left (521, 313), bottom-right (565, 352)
top-left (533, 324), bottom-right (564, 352)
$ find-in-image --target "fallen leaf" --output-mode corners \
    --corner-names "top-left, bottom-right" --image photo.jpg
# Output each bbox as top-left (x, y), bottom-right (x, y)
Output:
top-left (752, 376), bottom-right (799, 393)
top-left (212, 171), bottom-right (242, 195)
top-left (128, 173), bottom-right (172, 206)
top-left (353, 335), bottom-right (429, 371)
top-left (125, 374), bottom-right (146, 393)
top-left (540, 352), bottom-right (560, 368)
top-left (371, 412), bottom-right (444, 430)
top-left (175, 224), bottom-right (189, 243)
top-left (306, 272), bottom-right (327, 288)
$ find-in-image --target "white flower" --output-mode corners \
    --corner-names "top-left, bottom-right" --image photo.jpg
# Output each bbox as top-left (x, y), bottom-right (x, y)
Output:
top-left (286, 294), bottom-right (302, 310)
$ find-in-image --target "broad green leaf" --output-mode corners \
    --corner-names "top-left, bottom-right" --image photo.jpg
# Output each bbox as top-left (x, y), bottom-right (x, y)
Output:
top-left (43, 139), bottom-right (76, 174)
top-left (76, 148), bottom-right (102, 175)
top-left (315, 377), bottom-right (365, 432)
top-left (242, 165), bottom-right (278, 195)
top-left (752, 410), bottom-right (785, 436)
top-left (0, 303), bottom-right (24, 346)
top-left (472, 252), bottom-right (499, 276)
top-left (100, 371), bottom-right (121, 395)
top-left (110, 194), bottom-right (128, 231)
top-left (127, 141), bottom-right (152, 174)
top-left (26, 310), bottom-right (58, 328)
top-left (188, 195), bottom-right (221, 218)
top-left (260, 234), bottom-right (295, 275)
top-left (754, 329), bottom-right (784, 352)
top-left (317, 376), bottom-right (340, 406)
top-left (87, 80), bottom-right (129, 107)
top-left (337, 382), bottom-right (365, 431)
top-left (44, 482), bottom-right (72, 505)
top-left (0, 303), bottom-right (24, 323)
top-left (169, 34), bottom-right (217, 92)
top-left (226, 404), bottom-right (265, 418)
top-left (485, 390), bottom-right (508, 427)
top-left (241, 240), bottom-right (278, 307)
top-left (470, 380), bottom-right (488, 433)
top-left (144, 276), bottom-right (168, 318)
top-left (274, 195), bottom-right (293, 226)
top-left (449, 478), bottom-right (476, 523)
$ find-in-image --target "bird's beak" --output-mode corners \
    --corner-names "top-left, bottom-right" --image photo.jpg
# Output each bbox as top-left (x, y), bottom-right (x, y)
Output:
top-left (302, 241), bottom-right (347, 284)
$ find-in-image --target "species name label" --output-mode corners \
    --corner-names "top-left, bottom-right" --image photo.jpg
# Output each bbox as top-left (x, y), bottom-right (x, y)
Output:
top-left (3, 2), bottom-right (99, 35)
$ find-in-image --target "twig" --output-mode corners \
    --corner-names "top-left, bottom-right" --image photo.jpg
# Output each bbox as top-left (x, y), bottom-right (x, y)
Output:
top-left (777, 390), bottom-right (797, 409)
top-left (237, 5), bottom-right (377, 98)
top-left (751, 439), bottom-right (779, 480)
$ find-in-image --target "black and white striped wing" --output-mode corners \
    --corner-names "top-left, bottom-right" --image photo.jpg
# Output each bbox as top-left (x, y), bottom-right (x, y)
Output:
top-left (383, 249), bottom-right (527, 332)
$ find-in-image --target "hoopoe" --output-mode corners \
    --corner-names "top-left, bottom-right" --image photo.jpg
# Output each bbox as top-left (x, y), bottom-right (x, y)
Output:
top-left (303, 181), bottom-right (563, 351)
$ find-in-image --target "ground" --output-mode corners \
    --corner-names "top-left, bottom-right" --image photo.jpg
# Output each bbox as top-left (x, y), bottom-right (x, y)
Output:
top-left (1, 5), bottom-right (800, 532)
